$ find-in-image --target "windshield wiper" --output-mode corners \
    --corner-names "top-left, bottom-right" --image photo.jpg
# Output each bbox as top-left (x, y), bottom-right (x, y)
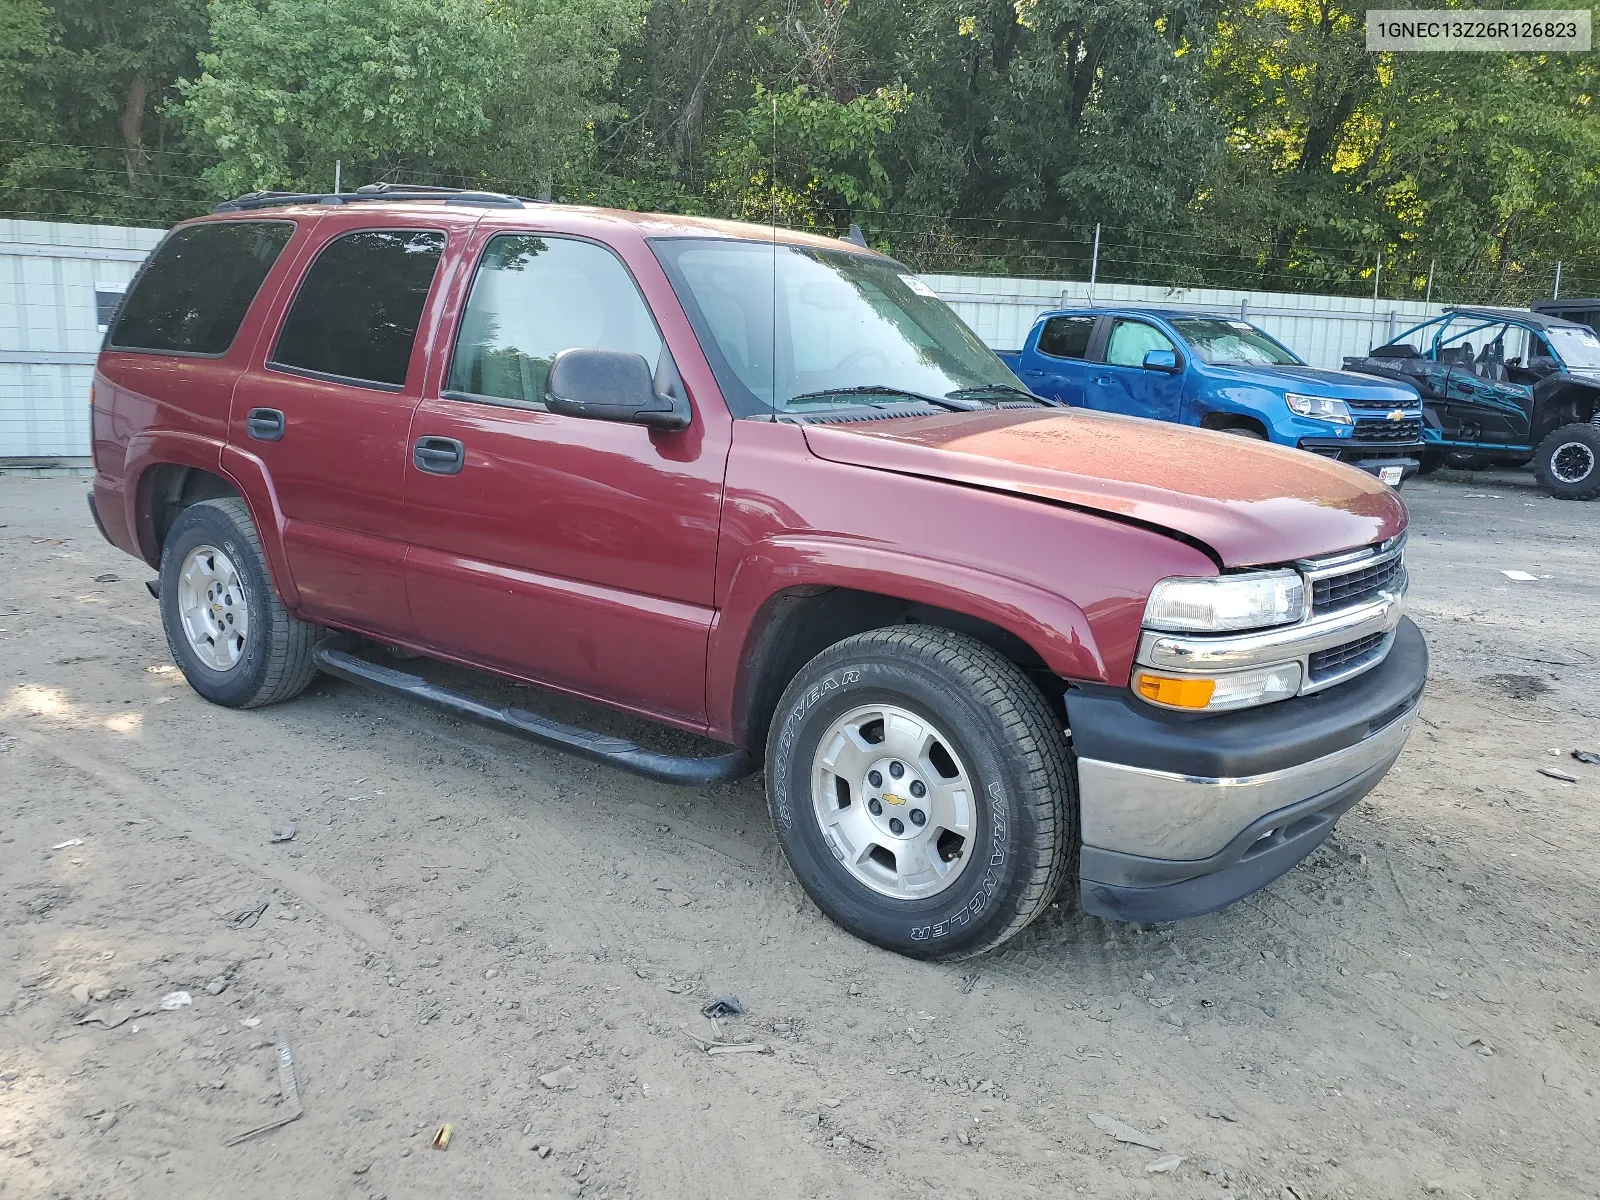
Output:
top-left (787, 385), bottom-right (980, 412)
top-left (945, 384), bottom-right (1052, 405)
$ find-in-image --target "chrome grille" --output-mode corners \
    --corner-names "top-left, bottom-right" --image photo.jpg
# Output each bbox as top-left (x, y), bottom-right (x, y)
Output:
top-left (1308, 631), bottom-right (1388, 682)
top-left (1312, 554), bottom-right (1403, 615)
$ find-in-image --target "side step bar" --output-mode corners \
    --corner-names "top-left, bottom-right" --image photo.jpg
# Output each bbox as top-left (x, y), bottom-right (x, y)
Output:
top-left (312, 644), bottom-right (755, 787)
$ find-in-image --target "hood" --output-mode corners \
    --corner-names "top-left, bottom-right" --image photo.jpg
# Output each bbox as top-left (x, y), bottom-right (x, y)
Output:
top-left (802, 409), bottom-right (1406, 568)
top-left (1215, 363), bottom-right (1420, 403)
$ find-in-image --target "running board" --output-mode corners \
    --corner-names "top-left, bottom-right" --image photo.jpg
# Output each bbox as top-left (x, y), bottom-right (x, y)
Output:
top-left (312, 644), bottom-right (755, 787)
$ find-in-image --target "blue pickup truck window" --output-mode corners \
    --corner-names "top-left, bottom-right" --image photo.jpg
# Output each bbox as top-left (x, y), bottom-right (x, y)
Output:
top-left (1037, 315), bottom-right (1095, 360)
top-left (1105, 320), bottom-right (1175, 367)
top-left (1169, 318), bottom-right (1299, 367)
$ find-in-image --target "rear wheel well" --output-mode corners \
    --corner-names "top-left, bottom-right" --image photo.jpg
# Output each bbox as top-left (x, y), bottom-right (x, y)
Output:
top-left (1199, 411), bottom-right (1270, 439)
top-left (733, 586), bottom-right (1058, 751)
top-left (137, 465), bottom-right (242, 564)
top-left (1534, 385), bottom-right (1600, 440)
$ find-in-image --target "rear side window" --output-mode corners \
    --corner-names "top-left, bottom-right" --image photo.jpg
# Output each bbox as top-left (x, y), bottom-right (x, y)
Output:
top-left (1037, 315), bottom-right (1095, 360)
top-left (272, 229), bottom-right (446, 388)
top-left (109, 221), bottom-right (293, 355)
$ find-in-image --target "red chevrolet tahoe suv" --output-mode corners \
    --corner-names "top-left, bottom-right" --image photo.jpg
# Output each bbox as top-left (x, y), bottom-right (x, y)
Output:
top-left (88, 185), bottom-right (1426, 959)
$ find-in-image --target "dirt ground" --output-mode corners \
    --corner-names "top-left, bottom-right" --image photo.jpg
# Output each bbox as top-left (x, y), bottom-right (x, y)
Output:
top-left (1, 468), bottom-right (1597, 1200)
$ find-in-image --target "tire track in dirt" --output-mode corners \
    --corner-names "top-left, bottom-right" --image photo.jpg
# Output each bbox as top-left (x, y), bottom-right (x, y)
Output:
top-left (8, 725), bottom-right (396, 956)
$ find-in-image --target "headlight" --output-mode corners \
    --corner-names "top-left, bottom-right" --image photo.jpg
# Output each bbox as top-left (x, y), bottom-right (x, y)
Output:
top-left (1134, 662), bottom-right (1303, 712)
top-left (1286, 393), bottom-right (1352, 425)
top-left (1143, 570), bottom-right (1306, 633)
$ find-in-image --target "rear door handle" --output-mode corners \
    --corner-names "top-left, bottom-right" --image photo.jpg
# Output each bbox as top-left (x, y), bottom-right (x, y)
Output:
top-left (245, 408), bottom-right (285, 442)
top-left (413, 436), bottom-right (465, 475)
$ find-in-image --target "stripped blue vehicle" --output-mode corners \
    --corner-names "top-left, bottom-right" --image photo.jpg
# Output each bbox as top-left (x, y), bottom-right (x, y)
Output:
top-left (997, 307), bottom-right (1424, 485)
top-left (1344, 306), bottom-right (1600, 500)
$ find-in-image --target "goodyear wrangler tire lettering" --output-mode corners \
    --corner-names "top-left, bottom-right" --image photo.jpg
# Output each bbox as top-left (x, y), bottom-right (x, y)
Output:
top-left (763, 626), bottom-right (1077, 961)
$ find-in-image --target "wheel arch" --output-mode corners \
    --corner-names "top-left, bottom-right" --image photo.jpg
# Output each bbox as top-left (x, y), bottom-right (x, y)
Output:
top-left (1532, 381), bottom-right (1600, 442)
top-left (1199, 410), bottom-right (1271, 439)
top-left (712, 544), bottom-right (1108, 749)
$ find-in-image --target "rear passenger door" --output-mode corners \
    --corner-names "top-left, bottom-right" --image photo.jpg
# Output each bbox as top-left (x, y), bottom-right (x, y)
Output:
top-left (400, 229), bottom-right (728, 726)
top-left (228, 216), bottom-right (452, 638)
top-left (1025, 314), bottom-right (1097, 406)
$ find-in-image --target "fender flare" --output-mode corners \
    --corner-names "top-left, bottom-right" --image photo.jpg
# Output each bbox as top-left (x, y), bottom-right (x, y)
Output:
top-left (122, 432), bottom-right (301, 609)
top-left (707, 534), bottom-right (1107, 743)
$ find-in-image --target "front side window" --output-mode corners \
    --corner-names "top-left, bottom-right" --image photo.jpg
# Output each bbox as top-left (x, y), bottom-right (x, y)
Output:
top-left (271, 229), bottom-right (446, 388)
top-left (1037, 315), bottom-right (1095, 360)
top-left (1168, 318), bottom-right (1300, 367)
top-left (651, 238), bottom-right (1020, 416)
top-left (446, 234), bottom-right (663, 406)
top-left (1104, 319), bottom-right (1178, 368)
top-left (110, 221), bottom-right (294, 355)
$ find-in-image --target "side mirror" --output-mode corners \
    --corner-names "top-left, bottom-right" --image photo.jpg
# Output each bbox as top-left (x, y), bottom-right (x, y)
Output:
top-left (1142, 349), bottom-right (1180, 372)
top-left (546, 348), bottom-right (690, 432)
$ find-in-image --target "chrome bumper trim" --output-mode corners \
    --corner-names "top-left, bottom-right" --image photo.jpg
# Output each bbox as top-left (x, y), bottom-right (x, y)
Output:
top-left (1076, 701), bottom-right (1419, 861)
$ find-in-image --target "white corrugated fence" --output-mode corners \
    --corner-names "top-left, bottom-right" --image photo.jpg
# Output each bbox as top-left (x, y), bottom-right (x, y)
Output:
top-left (0, 219), bottom-right (163, 462)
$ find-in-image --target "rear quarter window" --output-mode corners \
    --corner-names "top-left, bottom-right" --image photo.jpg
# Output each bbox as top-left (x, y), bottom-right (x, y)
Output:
top-left (109, 221), bottom-right (295, 355)
top-left (1037, 315), bottom-right (1095, 360)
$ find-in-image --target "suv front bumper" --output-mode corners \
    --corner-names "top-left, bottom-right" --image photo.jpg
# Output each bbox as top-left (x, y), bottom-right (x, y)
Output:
top-left (1067, 617), bottom-right (1426, 923)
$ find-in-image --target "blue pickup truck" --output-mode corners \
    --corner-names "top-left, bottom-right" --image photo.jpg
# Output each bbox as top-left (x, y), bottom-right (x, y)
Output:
top-left (997, 308), bottom-right (1426, 485)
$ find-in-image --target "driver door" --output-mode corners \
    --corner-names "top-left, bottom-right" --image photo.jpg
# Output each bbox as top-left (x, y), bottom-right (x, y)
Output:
top-left (399, 228), bottom-right (730, 726)
top-left (1084, 317), bottom-right (1185, 422)
top-left (1439, 320), bottom-right (1534, 446)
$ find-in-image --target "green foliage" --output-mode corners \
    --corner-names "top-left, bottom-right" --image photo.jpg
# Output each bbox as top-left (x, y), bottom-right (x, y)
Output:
top-left (710, 83), bottom-right (909, 225)
top-left (0, 0), bottom-right (1592, 301)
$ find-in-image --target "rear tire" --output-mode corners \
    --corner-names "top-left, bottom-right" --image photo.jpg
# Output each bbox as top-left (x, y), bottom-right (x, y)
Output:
top-left (765, 626), bottom-right (1076, 960)
top-left (1532, 423), bottom-right (1600, 500)
top-left (159, 497), bottom-right (320, 708)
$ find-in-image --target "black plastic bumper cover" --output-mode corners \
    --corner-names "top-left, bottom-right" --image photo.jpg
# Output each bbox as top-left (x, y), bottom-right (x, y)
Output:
top-left (1070, 617), bottom-right (1428, 924)
top-left (86, 489), bottom-right (111, 545)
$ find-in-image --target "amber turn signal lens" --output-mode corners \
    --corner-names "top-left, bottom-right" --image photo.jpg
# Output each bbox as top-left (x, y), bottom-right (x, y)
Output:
top-left (1134, 672), bottom-right (1217, 709)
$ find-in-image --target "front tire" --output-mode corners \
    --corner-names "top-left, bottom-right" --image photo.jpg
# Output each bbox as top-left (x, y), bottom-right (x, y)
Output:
top-left (159, 497), bottom-right (320, 708)
top-left (765, 626), bottom-right (1076, 960)
top-left (1532, 423), bottom-right (1600, 500)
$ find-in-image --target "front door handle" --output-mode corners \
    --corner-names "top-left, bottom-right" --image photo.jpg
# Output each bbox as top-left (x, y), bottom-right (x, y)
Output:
top-left (413, 436), bottom-right (465, 475)
top-left (245, 408), bottom-right (285, 442)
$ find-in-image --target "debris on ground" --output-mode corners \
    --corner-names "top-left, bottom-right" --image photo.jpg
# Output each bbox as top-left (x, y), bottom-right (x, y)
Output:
top-left (1538, 767), bottom-right (1579, 783)
top-left (69, 984), bottom-right (90, 1007)
top-left (683, 1029), bottom-right (772, 1056)
top-left (1205, 1107), bottom-right (1238, 1122)
top-left (93, 573), bottom-right (120, 583)
top-left (1087, 1112), bottom-right (1164, 1150)
top-left (539, 1065), bottom-right (578, 1090)
top-left (430, 1123), bottom-right (453, 1151)
top-left (226, 1039), bottom-right (304, 1145)
top-left (700, 995), bottom-right (744, 1018)
top-left (50, 838), bottom-right (84, 850)
top-left (960, 971), bottom-right (981, 994)
top-left (1146, 1154), bottom-right (1184, 1173)
top-left (159, 991), bottom-right (191, 1011)
top-left (269, 825), bottom-right (296, 843)
top-left (1500, 570), bottom-right (1539, 581)
top-left (1573, 749), bottom-right (1600, 766)
top-left (226, 902), bottom-right (270, 929)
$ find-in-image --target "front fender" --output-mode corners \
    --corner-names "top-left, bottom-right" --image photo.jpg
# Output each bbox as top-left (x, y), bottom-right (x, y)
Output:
top-left (1189, 381), bottom-right (1290, 440)
top-left (707, 534), bottom-right (1107, 742)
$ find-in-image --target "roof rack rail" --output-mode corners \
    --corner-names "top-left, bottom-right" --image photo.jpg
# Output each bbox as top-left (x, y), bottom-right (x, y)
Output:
top-left (214, 183), bottom-right (528, 213)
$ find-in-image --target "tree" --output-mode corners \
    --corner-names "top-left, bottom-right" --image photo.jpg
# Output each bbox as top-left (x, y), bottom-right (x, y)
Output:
top-left (181, 0), bottom-right (645, 200)
top-left (0, 0), bottom-right (210, 224)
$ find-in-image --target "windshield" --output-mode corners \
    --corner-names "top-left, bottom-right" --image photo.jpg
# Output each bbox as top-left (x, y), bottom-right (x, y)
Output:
top-left (1547, 325), bottom-right (1600, 369)
top-left (650, 238), bottom-right (1021, 415)
top-left (1169, 317), bottom-right (1302, 367)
